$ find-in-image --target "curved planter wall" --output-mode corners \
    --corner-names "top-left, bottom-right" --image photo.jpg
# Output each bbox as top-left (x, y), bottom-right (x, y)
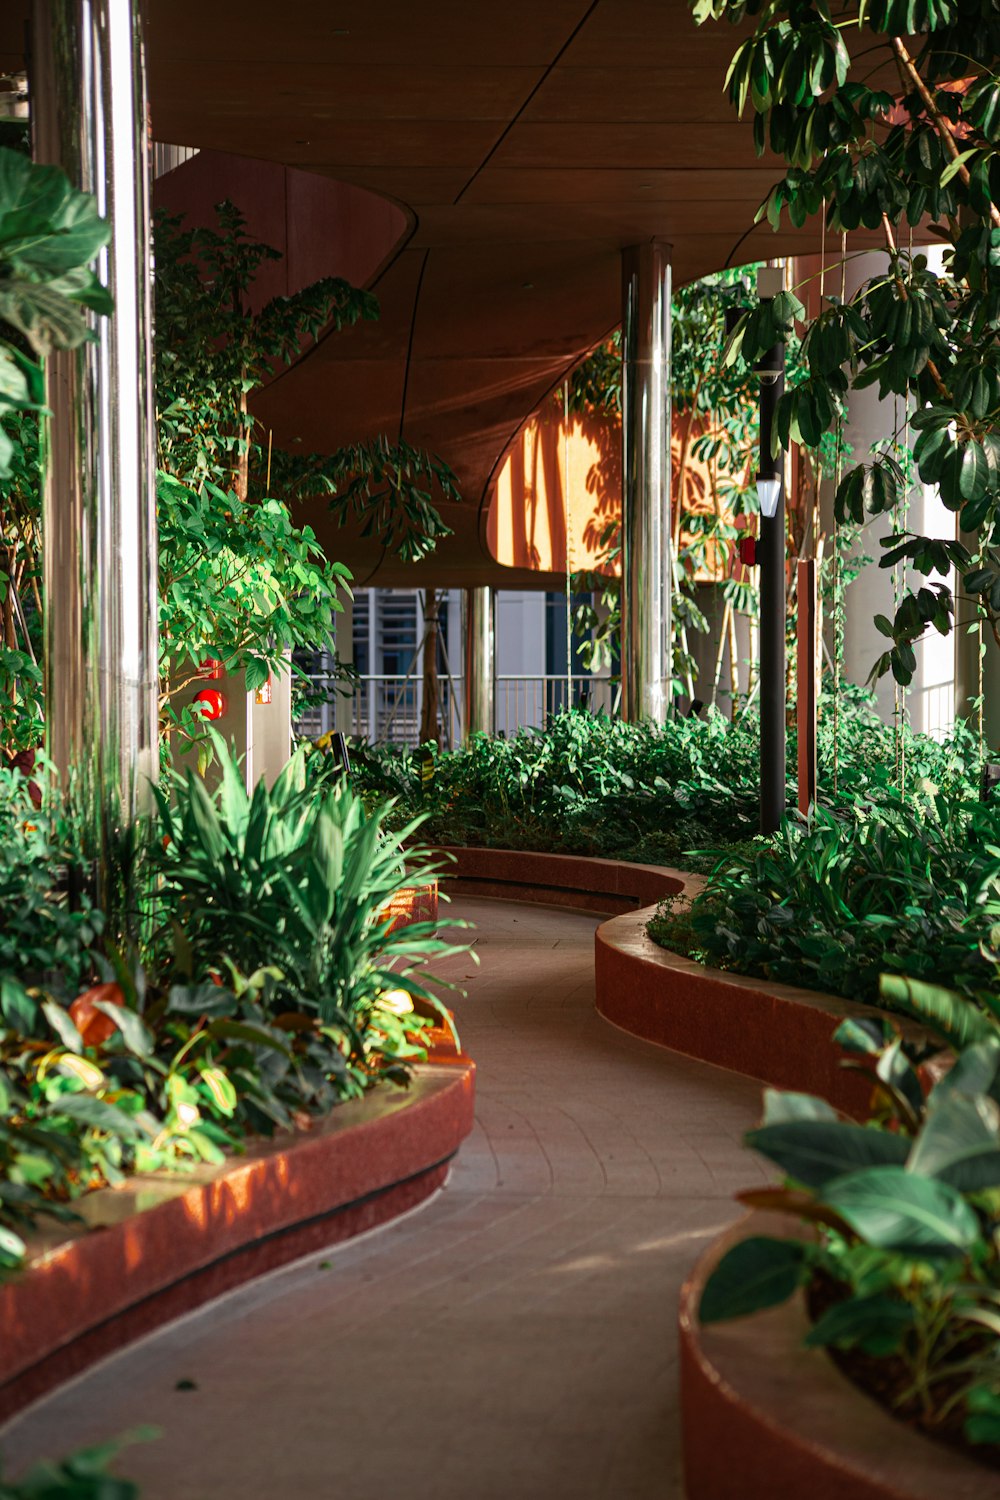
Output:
top-left (680, 1214), bottom-right (992, 1500)
top-left (595, 906), bottom-right (888, 1118)
top-left (433, 845), bottom-right (689, 915)
top-left (0, 1062), bottom-right (474, 1422)
top-left (436, 846), bottom-right (892, 1115)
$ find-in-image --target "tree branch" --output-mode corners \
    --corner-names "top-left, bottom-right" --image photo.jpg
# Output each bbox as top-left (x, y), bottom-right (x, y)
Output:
top-left (891, 35), bottom-right (1000, 231)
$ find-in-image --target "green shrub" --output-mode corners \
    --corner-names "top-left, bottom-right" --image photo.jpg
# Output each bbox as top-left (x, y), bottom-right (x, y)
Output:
top-left (150, 739), bottom-right (460, 1030)
top-left (0, 766), bottom-right (102, 997)
top-left (669, 795), bottom-right (1000, 1009)
top-left (0, 1432), bottom-right (152, 1497)
top-left (346, 696), bottom-right (981, 868)
top-left (0, 741), bottom-right (466, 1273)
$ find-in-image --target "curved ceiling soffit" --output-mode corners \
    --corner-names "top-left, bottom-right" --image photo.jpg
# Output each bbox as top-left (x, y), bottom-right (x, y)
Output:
top-left (153, 148), bottom-right (417, 298)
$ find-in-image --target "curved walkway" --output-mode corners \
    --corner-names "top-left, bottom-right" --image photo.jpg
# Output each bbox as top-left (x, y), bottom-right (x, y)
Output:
top-left (1, 899), bottom-right (769, 1500)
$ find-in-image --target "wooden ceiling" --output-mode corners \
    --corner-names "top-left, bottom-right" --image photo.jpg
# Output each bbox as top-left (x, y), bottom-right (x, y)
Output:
top-left (5, 1), bottom-right (883, 586)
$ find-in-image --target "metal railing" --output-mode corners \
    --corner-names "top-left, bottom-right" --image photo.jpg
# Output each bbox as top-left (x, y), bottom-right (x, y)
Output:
top-left (494, 675), bottom-right (617, 736)
top-left (295, 669), bottom-right (618, 746)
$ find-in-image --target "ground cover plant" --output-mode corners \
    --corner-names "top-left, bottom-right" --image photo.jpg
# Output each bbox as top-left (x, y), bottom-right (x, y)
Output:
top-left (699, 989), bottom-right (1000, 1461)
top-left (0, 1431), bottom-right (150, 1498)
top-left (0, 743), bottom-right (463, 1275)
top-left (346, 694), bottom-right (980, 870)
top-left (649, 786), bottom-right (1000, 1016)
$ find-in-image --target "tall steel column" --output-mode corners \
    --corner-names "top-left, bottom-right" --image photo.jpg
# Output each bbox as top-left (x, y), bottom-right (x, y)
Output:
top-left (463, 587), bottom-right (494, 739)
top-left (620, 241), bottom-right (672, 722)
top-left (32, 0), bottom-right (158, 830)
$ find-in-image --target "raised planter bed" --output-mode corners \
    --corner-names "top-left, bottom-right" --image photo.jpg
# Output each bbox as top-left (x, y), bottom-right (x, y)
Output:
top-left (595, 905), bottom-right (891, 1118)
top-left (0, 1060), bottom-right (475, 1422)
top-left (379, 877), bottom-right (439, 933)
top-left (432, 845), bottom-right (685, 914)
top-left (680, 1213), bottom-right (992, 1500)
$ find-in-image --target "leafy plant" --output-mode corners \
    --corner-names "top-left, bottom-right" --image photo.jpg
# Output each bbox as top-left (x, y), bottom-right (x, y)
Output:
top-left (0, 146), bottom-right (111, 757)
top-left (350, 695), bottom-right (980, 871)
top-left (0, 1431), bottom-right (151, 1498)
top-left (154, 201), bottom-right (459, 563)
top-left (666, 786), bottom-right (1000, 1010)
top-left (150, 737), bottom-right (462, 1049)
top-left (700, 1048), bottom-right (1000, 1453)
top-left (0, 764), bottom-right (102, 998)
top-left (156, 472), bottom-right (351, 725)
top-left (694, 0), bottom-right (1000, 686)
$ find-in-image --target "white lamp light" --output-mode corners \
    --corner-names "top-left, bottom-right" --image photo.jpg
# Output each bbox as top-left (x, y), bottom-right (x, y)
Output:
top-left (756, 476), bottom-right (782, 518)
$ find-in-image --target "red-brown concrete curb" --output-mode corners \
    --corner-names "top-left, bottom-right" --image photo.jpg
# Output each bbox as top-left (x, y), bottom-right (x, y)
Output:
top-left (0, 1062), bottom-right (475, 1421)
top-left (594, 907), bottom-right (881, 1117)
top-left (433, 845), bottom-right (689, 914)
top-left (679, 1214), bottom-right (993, 1500)
top-left (380, 878), bottom-right (439, 933)
top-left (433, 846), bottom-right (878, 1115)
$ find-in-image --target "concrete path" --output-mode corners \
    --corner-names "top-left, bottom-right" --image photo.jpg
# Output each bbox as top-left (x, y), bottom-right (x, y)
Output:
top-left (2, 899), bottom-right (769, 1499)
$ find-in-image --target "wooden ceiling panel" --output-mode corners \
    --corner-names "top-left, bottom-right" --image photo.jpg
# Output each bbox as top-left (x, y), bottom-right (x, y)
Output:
top-left (151, 62), bottom-right (545, 124)
top-left (3, 0), bottom-right (881, 586)
top-left (145, 1), bottom-right (593, 69)
top-left (463, 166), bottom-right (779, 206)
top-left (490, 122), bottom-right (780, 171)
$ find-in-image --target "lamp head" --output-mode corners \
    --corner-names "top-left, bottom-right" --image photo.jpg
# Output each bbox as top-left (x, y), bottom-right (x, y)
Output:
top-left (756, 475), bottom-right (782, 518)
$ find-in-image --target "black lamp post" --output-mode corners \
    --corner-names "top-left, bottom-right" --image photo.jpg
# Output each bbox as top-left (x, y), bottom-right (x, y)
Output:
top-left (756, 267), bottom-right (787, 836)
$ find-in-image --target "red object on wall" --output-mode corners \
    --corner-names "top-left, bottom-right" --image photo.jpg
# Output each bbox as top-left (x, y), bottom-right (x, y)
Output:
top-left (193, 688), bottom-right (227, 721)
top-left (738, 536), bottom-right (757, 567)
top-left (199, 657), bottom-right (223, 680)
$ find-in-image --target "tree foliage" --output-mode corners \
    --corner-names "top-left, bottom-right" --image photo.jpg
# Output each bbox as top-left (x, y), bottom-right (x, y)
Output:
top-left (565, 269), bottom-right (843, 702)
top-left (695, 0), bottom-right (1000, 686)
top-left (154, 203), bottom-right (459, 564)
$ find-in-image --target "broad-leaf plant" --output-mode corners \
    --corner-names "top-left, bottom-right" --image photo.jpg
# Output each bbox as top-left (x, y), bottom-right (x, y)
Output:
top-left (0, 145), bottom-right (112, 756)
top-left (695, 0), bottom-right (1000, 687)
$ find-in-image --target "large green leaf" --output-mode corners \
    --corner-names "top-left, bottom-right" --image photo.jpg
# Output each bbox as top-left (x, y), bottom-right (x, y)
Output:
top-left (91, 1000), bottom-right (154, 1059)
top-left (907, 1090), bottom-right (1000, 1191)
top-left (879, 974), bottom-right (995, 1049)
top-left (0, 147), bottom-right (109, 271)
top-left (761, 1089), bottom-right (839, 1125)
top-left (823, 1165), bottom-right (981, 1258)
top-left (0, 277), bottom-right (92, 355)
top-left (698, 1235), bottom-right (807, 1323)
top-left (745, 1119), bottom-right (910, 1189)
top-left (804, 1292), bottom-right (914, 1354)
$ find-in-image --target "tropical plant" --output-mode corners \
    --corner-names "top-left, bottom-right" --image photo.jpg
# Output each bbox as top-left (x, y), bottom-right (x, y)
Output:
top-left (154, 201), bottom-right (459, 563)
top-left (694, 0), bottom-right (1000, 687)
top-left (0, 763), bottom-right (102, 998)
top-left (0, 735), bottom-right (465, 1274)
top-left (156, 472), bottom-right (351, 723)
top-left (656, 787), bottom-right (1000, 1008)
top-left (149, 736), bottom-right (461, 1038)
top-left (349, 695), bottom-right (980, 870)
top-left (0, 1432), bottom-right (151, 1498)
top-left (699, 1064), bottom-right (1000, 1452)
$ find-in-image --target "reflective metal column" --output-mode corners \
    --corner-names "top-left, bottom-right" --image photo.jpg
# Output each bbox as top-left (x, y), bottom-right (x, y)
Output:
top-left (463, 587), bottom-right (494, 739)
top-left (621, 241), bottom-right (672, 722)
top-left (32, 0), bottom-right (158, 831)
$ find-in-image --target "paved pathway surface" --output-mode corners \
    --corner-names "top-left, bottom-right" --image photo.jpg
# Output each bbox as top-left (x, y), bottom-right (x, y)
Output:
top-left (2, 899), bottom-right (769, 1499)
